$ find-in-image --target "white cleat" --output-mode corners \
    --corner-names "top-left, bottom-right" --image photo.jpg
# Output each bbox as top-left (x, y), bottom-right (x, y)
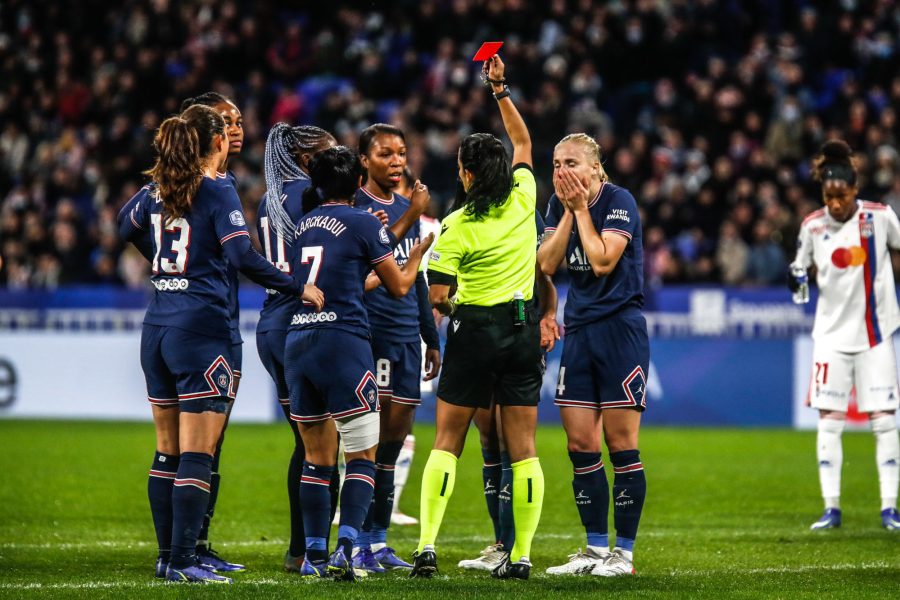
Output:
top-left (546, 548), bottom-right (609, 575)
top-left (591, 549), bottom-right (635, 577)
top-left (390, 510), bottom-right (419, 526)
top-left (458, 543), bottom-right (507, 571)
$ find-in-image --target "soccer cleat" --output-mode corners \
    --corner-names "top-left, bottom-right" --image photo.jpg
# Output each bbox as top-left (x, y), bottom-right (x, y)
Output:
top-left (165, 564), bottom-right (233, 584)
top-left (300, 557), bottom-right (328, 579)
top-left (409, 549), bottom-right (438, 578)
top-left (546, 548), bottom-right (608, 575)
top-left (284, 551), bottom-right (304, 573)
top-left (373, 546), bottom-right (413, 569)
top-left (491, 555), bottom-right (531, 580)
top-left (591, 549), bottom-right (635, 577)
top-left (810, 508), bottom-right (842, 530)
top-left (197, 545), bottom-right (246, 572)
top-left (155, 558), bottom-right (168, 579)
top-left (351, 547), bottom-right (385, 573)
top-left (458, 543), bottom-right (507, 571)
top-left (391, 510), bottom-right (419, 526)
top-left (327, 549), bottom-right (356, 581)
top-left (881, 508), bottom-right (900, 530)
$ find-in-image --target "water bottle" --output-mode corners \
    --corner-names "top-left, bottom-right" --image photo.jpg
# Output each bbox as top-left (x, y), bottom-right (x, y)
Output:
top-left (513, 291), bottom-right (526, 326)
top-left (791, 265), bottom-right (809, 304)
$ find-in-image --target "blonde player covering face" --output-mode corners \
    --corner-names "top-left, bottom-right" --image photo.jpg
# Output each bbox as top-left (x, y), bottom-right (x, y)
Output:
top-left (791, 140), bottom-right (900, 530)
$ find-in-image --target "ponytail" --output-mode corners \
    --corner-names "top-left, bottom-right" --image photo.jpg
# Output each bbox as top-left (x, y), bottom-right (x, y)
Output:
top-left (144, 116), bottom-right (202, 224)
top-left (264, 123), bottom-right (307, 243)
top-left (144, 105), bottom-right (225, 224)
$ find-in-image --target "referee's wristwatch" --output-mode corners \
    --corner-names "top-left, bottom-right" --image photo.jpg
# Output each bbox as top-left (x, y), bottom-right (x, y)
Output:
top-left (493, 85), bottom-right (510, 100)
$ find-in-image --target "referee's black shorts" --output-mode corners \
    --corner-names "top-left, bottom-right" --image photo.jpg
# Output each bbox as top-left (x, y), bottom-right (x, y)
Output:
top-left (437, 302), bottom-right (543, 409)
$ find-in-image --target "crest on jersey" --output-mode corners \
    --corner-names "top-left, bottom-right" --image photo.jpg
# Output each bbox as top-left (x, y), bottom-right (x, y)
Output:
top-left (229, 210), bottom-right (246, 226)
top-left (860, 213), bottom-right (874, 238)
top-left (217, 374), bottom-right (228, 388)
top-left (379, 228), bottom-right (390, 245)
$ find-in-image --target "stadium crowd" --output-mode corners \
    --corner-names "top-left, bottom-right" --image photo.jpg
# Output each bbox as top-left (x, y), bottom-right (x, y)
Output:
top-left (3, 0), bottom-right (900, 291)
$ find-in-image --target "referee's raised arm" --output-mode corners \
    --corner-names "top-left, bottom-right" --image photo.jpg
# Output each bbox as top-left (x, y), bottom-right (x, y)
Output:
top-left (484, 55), bottom-right (531, 168)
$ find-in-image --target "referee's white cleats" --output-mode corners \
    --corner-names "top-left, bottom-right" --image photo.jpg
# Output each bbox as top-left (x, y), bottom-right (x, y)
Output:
top-left (546, 547), bottom-right (608, 575)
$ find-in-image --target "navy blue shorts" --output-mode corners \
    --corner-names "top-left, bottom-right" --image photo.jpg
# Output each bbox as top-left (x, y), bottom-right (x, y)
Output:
top-left (231, 342), bottom-right (243, 377)
top-left (141, 324), bottom-right (235, 409)
top-left (554, 310), bottom-right (649, 411)
top-left (371, 336), bottom-right (422, 407)
top-left (256, 328), bottom-right (289, 404)
top-left (285, 329), bottom-right (380, 423)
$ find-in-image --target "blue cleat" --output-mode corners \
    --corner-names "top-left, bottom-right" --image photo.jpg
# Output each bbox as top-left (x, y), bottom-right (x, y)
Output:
top-left (327, 549), bottom-right (356, 581)
top-left (373, 546), bottom-right (413, 569)
top-left (166, 563), bottom-right (233, 584)
top-left (810, 508), bottom-right (841, 530)
top-left (155, 558), bottom-right (168, 579)
top-left (881, 508), bottom-right (900, 530)
top-left (197, 546), bottom-right (245, 572)
top-left (351, 547), bottom-right (385, 573)
top-left (300, 557), bottom-right (329, 579)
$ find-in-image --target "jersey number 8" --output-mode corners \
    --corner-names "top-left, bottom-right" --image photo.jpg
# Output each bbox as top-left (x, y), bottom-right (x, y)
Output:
top-left (151, 214), bottom-right (191, 275)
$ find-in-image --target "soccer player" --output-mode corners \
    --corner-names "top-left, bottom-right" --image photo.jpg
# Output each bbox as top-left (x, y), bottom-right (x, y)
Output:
top-left (351, 124), bottom-right (440, 572)
top-left (413, 54), bottom-right (544, 581)
top-left (538, 133), bottom-right (649, 577)
top-left (791, 140), bottom-right (900, 530)
top-left (284, 146), bottom-right (433, 581)
top-left (255, 122), bottom-right (344, 572)
top-left (118, 105), bottom-right (322, 583)
top-left (178, 92), bottom-right (246, 572)
top-left (459, 214), bottom-right (559, 572)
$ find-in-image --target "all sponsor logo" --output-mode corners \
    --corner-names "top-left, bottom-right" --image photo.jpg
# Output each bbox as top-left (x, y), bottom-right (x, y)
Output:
top-left (379, 228), bottom-right (390, 245)
top-left (291, 311), bottom-right (338, 326)
top-left (606, 208), bottom-right (631, 223)
top-left (153, 278), bottom-right (189, 291)
top-left (614, 489), bottom-right (634, 507)
top-left (229, 210), bottom-right (246, 226)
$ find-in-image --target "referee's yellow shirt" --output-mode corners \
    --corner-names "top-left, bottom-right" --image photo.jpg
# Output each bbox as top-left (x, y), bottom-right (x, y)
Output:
top-left (428, 165), bottom-right (536, 306)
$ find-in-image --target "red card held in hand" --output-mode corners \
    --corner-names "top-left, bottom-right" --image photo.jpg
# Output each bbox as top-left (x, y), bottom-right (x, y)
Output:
top-left (472, 41), bottom-right (503, 61)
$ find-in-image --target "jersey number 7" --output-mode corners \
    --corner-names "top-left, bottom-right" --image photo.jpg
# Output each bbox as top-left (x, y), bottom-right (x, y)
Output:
top-left (300, 246), bottom-right (323, 305)
top-left (151, 214), bottom-right (191, 275)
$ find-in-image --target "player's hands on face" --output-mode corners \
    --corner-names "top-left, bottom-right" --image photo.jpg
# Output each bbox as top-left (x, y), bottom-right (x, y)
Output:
top-left (409, 180), bottom-right (430, 217)
top-left (368, 208), bottom-right (390, 227)
top-left (540, 314), bottom-right (560, 351)
top-left (423, 348), bottom-right (442, 381)
top-left (301, 283), bottom-right (324, 311)
top-left (557, 168), bottom-right (590, 212)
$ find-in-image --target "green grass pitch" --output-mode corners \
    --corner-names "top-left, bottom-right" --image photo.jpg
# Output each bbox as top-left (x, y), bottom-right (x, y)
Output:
top-left (1, 420), bottom-right (898, 598)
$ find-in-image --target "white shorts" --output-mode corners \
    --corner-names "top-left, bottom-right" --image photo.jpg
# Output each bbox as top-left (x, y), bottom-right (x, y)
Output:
top-left (809, 338), bottom-right (900, 413)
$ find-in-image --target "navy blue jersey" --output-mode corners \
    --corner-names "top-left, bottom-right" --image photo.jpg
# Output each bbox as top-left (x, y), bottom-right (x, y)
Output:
top-left (257, 179), bottom-right (310, 333)
top-left (544, 183), bottom-right (644, 331)
top-left (289, 203), bottom-right (394, 339)
top-left (125, 177), bottom-right (261, 340)
top-left (355, 188), bottom-right (422, 343)
top-left (219, 170), bottom-right (242, 344)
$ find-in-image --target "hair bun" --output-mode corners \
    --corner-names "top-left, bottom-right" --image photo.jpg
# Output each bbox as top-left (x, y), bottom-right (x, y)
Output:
top-left (821, 139), bottom-right (852, 161)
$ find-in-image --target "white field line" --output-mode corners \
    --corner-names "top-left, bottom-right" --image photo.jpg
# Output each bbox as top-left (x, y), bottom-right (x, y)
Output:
top-left (0, 563), bottom-right (895, 589)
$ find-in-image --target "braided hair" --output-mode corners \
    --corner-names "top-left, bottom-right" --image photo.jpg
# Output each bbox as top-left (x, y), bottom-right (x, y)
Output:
top-left (179, 92), bottom-right (231, 113)
top-left (263, 123), bottom-right (336, 243)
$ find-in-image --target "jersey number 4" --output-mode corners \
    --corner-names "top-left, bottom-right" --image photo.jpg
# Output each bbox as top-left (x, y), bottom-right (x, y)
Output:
top-left (300, 246), bottom-right (323, 305)
top-left (151, 214), bottom-right (191, 275)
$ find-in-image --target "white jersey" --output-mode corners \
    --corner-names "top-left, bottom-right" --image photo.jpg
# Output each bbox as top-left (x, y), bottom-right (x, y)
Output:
top-left (419, 215), bottom-right (442, 273)
top-left (793, 200), bottom-right (900, 352)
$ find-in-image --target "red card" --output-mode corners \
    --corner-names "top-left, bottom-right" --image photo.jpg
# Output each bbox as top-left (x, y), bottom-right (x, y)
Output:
top-left (473, 41), bottom-right (503, 61)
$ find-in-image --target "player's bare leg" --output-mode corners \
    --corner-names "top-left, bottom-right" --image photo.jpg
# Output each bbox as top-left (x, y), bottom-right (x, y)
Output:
top-left (547, 407), bottom-right (609, 575)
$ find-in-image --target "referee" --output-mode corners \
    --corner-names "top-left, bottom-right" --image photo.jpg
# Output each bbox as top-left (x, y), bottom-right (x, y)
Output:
top-left (411, 54), bottom-right (544, 581)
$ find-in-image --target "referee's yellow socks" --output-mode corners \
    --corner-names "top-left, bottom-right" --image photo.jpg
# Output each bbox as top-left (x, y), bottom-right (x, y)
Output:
top-left (416, 449), bottom-right (457, 552)
top-left (510, 457), bottom-right (544, 562)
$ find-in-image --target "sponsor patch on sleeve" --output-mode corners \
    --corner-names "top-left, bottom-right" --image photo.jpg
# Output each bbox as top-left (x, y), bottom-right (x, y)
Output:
top-left (379, 228), bottom-right (390, 245)
top-left (229, 210), bottom-right (246, 226)
top-left (430, 251), bottom-right (441, 262)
